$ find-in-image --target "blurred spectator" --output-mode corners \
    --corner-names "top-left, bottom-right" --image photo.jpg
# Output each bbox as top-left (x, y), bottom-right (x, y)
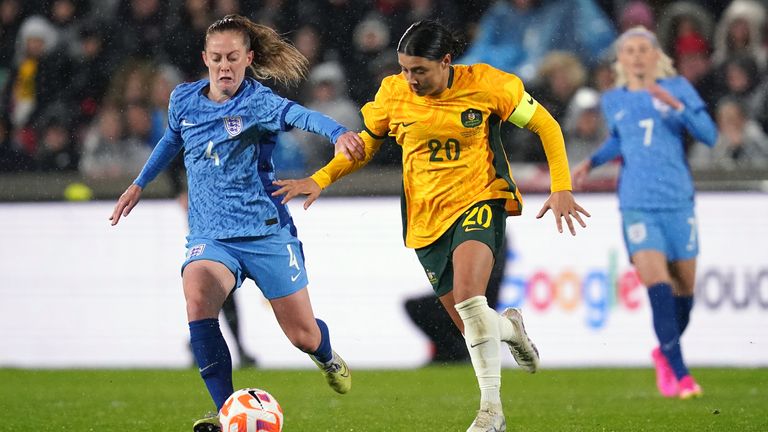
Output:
top-left (690, 98), bottom-right (768, 170)
top-left (34, 109), bottom-right (78, 171)
top-left (406, 0), bottom-right (459, 29)
top-left (113, 0), bottom-right (168, 60)
top-left (0, 113), bottom-right (33, 171)
top-left (562, 87), bottom-right (606, 166)
top-left (291, 61), bottom-right (361, 172)
top-left (80, 104), bottom-right (151, 178)
top-left (589, 56), bottom-right (616, 92)
top-left (67, 21), bottom-right (116, 128)
top-left (123, 101), bottom-right (154, 151)
top-left (617, 0), bottom-right (654, 32)
top-left (148, 63), bottom-right (183, 145)
top-left (720, 55), bottom-right (763, 113)
top-left (214, 0), bottom-right (245, 16)
top-left (656, 1), bottom-right (715, 58)
top-left (0, 0), bottom-right (24, 86)
top-left (347, 13), bottom-right (391, 105)
top-left (459, 0), bottom-right (616, 81)
top-left (5, 15), bottom-right (58, 129)
top-left (711, 0), bottom-right (767, 72)
top-left (45, 0), bottom-right (89, 57)
top-left (164, 0), bottom-right (212, 81)
top-left (103, 60), bottom-right (155, 108)
top-left (529, 51), bottom-right (588, 122)
top-left (309, 0), bottom-right (370, 65)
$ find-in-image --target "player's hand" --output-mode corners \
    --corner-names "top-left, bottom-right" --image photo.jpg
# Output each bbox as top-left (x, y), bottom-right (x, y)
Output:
top-left (571, 160), bottom-right (592, 190)
top-left (272, 178), bottom-right (322, 209)
top-left (536, 190), bottom-right (590, 235)
top-left (335, 131), bottom-right (365, 161)
top-left (648, 84), bottom-right (684, 111)
top-left (110, 184), bottom-right (143, 226)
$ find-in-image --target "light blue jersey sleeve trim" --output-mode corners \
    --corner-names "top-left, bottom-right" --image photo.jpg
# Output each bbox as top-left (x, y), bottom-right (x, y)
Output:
top-left (284, 103), bottom-right (348, 144)
top-left (133, 128), bottom-right (184, 188)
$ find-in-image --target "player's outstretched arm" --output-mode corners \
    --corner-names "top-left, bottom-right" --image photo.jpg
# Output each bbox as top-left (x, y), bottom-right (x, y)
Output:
top-left (272, 178), bottom-right (321, 210)
top-left (110, 184), bottom-right (143, 226)
top-left (536, 190), bottom-right (590, 236)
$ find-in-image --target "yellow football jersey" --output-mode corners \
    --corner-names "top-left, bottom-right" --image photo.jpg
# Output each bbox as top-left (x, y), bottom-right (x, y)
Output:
top-left (312, 63), bottom-right (569, 249)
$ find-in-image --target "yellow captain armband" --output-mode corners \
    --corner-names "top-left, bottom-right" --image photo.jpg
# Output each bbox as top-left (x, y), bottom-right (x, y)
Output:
top-left (507, 92), bottom-right (538, 128)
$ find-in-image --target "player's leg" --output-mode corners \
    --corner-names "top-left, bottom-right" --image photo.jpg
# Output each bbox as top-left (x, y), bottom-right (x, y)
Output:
top-left (183, 255), bottom-right (238, 432)
top-left (270, 288), bottom-right (351, 394)
top-left (669, 258), bottom-right (696, 334)
top-left (449, 241), bottom-right (508, 432)
top-left (247, 225), bottom-right (350, 394)
top-left (220, 293), bottom-right (257, 367)
top-left (668, 257), bottom-right (702, 398)
top-left (665, 207), bottom-right (702, 398)
top-left (184, 260), bottom-right (236, 406)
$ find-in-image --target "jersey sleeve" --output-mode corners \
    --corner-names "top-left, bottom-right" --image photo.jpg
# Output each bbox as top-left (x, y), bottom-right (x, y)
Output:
top-left (167, 87), bottom-right (182, 134)
top-left (360, 77), bottom-right (393, 139)
top-left (134, 87), bottom-right (184, 188)
top-left (674, 76), bottom-right (706, 112)
top-left (250, 85), bottom-right (293, 133)
top-left (674, 77), bottom-right (718, 147)
top-left (311, 132), bottom-right (384, 189)
top-left (477, 64), bottom-right (524, 123)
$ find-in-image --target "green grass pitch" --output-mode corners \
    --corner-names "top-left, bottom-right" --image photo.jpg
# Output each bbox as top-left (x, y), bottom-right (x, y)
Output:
top-left (2, 367), bottom-right (766, 431)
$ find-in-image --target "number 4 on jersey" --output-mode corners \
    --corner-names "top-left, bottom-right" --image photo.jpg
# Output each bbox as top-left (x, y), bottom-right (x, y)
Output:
top-left (205, 141), bottom-right (220, 166)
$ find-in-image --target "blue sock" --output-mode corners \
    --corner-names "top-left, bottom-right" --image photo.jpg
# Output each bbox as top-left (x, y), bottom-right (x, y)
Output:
top-left (189, 318), bottom-right (233, 411)
top-left (674, 295), bottom-right (694, 334)
top-left (647, 283), bottom-right (689, 380)
top-left (311, 318), bottom-right (333, 364)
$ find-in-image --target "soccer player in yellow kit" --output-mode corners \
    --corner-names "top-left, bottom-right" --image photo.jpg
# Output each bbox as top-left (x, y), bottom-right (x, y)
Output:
top-left (274, 20), bottom-right (589, 432)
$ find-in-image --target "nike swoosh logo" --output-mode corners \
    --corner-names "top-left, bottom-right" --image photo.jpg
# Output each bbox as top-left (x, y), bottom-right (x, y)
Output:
top-left (181, 120), bottom-right (197, 127)
top-left (470, 340), bottom-right (488, 348)
top-left (464, 227), bottom-right (484, 232)
top-left (198, 362), bottom-right (218, 374)
top-left (527, 97), bottom-right (534, 105)
top-left (397, 121), bottom-right (416, 127)
top-left (291, 272), bottom-right (302, 282)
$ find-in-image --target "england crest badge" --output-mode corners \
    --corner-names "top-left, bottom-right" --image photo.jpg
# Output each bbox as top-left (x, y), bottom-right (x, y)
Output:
top-left (223, 116), bottom-right (243, 137)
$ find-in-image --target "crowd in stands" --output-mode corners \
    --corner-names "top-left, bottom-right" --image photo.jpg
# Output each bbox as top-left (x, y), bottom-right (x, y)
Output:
top-left (1, 0), bottom-right (767, 183)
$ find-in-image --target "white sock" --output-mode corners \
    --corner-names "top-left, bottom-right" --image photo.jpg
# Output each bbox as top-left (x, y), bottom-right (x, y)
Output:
top-left (455, 295), bottom-right (502, 412)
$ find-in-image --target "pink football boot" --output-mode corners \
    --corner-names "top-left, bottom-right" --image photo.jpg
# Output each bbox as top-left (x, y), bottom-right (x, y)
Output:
top-left (651, 347), bottom-right (679, 397)
top-left (678, 375), bottom-right (703, 399)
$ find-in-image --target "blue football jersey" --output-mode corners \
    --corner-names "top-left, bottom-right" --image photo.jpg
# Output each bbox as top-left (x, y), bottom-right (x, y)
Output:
top-left (592, 76), bottom-right (717, 210)
top-left (167, 77), bottom-right (297, 239)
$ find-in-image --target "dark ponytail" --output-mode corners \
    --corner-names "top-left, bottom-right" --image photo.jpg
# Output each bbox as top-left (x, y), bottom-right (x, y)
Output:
top-left (396, 20), bottom-right (466, 61)
top-left (206, 14), bottom-right (308, 87)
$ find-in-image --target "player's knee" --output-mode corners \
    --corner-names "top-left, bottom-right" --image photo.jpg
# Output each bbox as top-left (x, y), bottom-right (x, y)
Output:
top-left (185, 295), bottom-right (220, 321)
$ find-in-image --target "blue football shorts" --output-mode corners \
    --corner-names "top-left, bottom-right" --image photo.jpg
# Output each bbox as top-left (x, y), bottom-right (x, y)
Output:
top-left (620, 207), bottom-right (699, 261)
top-left (181, 223), bottom-right (309, 299)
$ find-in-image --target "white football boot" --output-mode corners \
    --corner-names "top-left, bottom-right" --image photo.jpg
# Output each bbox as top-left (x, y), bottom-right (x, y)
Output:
top-left (467, 409), bottom-right (506, 432)
top-left (501, 308), bottom-right (540, 373)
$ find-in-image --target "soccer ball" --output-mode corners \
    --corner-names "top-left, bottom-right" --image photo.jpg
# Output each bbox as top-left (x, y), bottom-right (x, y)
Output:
top-left (219, 388), bottom-right (283, 432)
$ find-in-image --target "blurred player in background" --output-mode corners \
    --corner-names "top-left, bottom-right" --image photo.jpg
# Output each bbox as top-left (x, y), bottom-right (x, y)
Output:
top-left (274, 20), bottom-right (589, 432)
top-left (573, 26), bottom-right (717, 400)
top-left (109, 14), bottom-right (363, 432)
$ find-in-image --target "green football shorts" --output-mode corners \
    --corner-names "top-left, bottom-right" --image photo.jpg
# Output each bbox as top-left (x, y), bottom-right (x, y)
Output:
top-left (415, 199), bottom-right (507, 297)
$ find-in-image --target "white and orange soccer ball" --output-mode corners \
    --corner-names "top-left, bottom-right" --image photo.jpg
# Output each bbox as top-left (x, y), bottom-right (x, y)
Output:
top-left (219, 388), bottom-right (284, 432)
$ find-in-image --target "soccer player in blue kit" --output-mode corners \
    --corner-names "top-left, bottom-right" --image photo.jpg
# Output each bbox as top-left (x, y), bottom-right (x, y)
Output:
top-left (573, 27), bottom-right (717, 399)
top-left (110, 15), bottom-right (363, 431)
